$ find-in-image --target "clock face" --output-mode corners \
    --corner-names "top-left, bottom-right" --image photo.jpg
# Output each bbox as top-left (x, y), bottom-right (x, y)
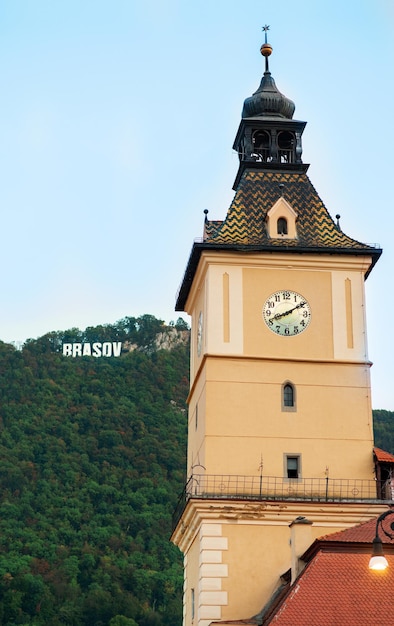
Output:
top-left (262, 290), bottom-right (311, 336)
top-left (197, 311), bottom-right (203, 356)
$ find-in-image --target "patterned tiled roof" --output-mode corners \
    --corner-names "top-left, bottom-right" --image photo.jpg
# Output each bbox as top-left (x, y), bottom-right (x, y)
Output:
top-left (264, 551), bottom-right (394, 625)
top-left (205, 170), bottom-right (373, 251)
top-left (374, 446), bottom-right (394, 463)
top-left (176, 167), bottom-right (382, 310)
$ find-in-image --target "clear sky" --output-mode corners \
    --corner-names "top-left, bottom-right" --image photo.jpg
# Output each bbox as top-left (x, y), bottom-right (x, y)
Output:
top-left (0, 1), bottom-right (393, 409)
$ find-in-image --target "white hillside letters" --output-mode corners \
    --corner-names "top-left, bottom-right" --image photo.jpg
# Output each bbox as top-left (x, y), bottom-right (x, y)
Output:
top-left (62, 342), bottom-right (123, 358)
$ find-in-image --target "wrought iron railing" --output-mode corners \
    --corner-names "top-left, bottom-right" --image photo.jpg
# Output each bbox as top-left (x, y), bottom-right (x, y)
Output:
top-left (172, 474), bottom-right (392, 530)
top-left (279, 148), bottom-right (294, 163)
top-left (251, 149), bottom-right (271, 162)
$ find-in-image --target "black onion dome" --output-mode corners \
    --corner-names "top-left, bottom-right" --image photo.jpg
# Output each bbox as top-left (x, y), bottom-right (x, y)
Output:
top-left (242, 71), bottom-right (295, 119)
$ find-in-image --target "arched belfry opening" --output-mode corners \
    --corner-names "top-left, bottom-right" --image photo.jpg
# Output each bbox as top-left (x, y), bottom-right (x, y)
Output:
top-left (252, 130), bottom-right (271, 162)
top-left (232, 27), bottom-right (307, 189)
top-left (278, 130), bottom-right (295, 163)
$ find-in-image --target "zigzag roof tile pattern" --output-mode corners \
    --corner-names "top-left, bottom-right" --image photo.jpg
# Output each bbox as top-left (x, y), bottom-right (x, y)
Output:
top-left (205, 170), bottom-right (372, 250)
top-left (176, 168), bottom-right (381, 310)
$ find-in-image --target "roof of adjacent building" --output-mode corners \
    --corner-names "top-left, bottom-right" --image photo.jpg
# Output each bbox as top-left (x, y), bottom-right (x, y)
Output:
top-left (315, 516), bottom-right (394, 545)
top-left (260, 512), bottom-right (394, 625)
top-left (263, 550), bottom-right (394, 625)
top-left (373, 446), bottom-right (394, 463)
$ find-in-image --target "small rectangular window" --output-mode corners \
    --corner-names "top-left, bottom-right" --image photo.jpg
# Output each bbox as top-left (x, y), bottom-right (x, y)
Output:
top-left (191, 588), bottom-right (195, 621)
top-left (287, 456), bottom-right (300, 479)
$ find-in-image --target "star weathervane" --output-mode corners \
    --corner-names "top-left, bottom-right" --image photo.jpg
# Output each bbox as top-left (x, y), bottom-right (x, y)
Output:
top-left (262, 24), bottom-right (270, 42)
top-left (260, 25), bottom-right (273, 72)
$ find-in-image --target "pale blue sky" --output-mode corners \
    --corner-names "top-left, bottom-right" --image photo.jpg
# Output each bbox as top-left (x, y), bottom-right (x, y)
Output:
top-left (0, 1), bottom-right (393, 409)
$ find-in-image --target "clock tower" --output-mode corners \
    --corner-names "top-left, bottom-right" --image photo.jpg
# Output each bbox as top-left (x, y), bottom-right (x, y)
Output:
top-left (172, 31), bottom-right (385, 626)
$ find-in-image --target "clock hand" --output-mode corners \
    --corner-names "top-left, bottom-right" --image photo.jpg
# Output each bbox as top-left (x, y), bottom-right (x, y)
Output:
top-left (273, 301), bottom-right (306, 321)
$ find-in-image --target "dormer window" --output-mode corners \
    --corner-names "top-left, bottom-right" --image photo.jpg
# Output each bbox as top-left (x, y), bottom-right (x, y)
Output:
top-left (277, 217), bottom-right (288, 235)
top-left (267, 198), bottom-right (298, 240)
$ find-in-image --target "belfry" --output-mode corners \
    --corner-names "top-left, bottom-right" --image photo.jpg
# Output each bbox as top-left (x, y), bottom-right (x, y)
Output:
top-left (171, 29), bottom-right (388, 626)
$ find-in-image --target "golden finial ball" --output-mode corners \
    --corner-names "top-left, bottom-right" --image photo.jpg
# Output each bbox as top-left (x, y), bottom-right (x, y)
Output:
top-left (260, 43), bottom-right (273, 57)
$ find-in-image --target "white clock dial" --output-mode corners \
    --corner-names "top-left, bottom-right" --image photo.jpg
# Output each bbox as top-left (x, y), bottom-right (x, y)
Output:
top-left (262, 290), bottom-right (311, 336)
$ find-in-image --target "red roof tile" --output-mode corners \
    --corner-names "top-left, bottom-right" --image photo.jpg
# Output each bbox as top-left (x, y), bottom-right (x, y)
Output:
top-left (374, 446), bottom-right (394, 463)
top-left (211, 622), bottom-right (257, 625)
top-left (265, 551), bottom-right (394, 625)
top-left (318, 514), bottom-right (394, 544)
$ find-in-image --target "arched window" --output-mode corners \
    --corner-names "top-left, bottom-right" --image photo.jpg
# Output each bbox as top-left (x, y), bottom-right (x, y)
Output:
top-left (282, 382), bottom-right (296, 411)
top-left (284, 384), bottom-right (294, 406)
top-left (277, 217), bottom-right (288, 235)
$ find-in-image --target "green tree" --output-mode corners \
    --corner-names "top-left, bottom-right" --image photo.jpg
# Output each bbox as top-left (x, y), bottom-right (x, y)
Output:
top-left (109, 617), bottom-right (138, 626)
top-left (0, 315), bottom-right (189, 625)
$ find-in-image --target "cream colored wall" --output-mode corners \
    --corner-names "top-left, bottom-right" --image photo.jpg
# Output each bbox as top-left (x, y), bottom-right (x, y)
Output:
top-left (187, 365), bottom-right (207, 477)
top-left (172, 500), bottom-right (388, 625)
top-left (186, 251), bottom-right (372, 364)
top-left (187, 259), bottom-right (244, 383)
top-left (185, 251), bottom-right (374, 482)
top-left (205, 265), bottom-right (243, 356)
top-left (188, 355), bottom-right (374, 480)
top-left (178, 249), bottom-right (376, 624)
top-left (220, 521), bottom-right (291, 619)
top-left (243, 265), bottom-right (333, 359)
top-left (183, 534), bottom-right (200, 626)
top-left (199, 357), bottom-right (373, 479)
top-left (242, 263), bottom-right (368, 361)
top-left (331, 270), bottom-right (368, 360)
top-left (218, 502), bottom-right (384, 621)
top-left (188, 272), bottom-right (207, 384)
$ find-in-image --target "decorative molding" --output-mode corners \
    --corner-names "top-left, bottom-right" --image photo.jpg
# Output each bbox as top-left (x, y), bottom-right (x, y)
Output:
top-left (198, 523), bottom-right (228, 626)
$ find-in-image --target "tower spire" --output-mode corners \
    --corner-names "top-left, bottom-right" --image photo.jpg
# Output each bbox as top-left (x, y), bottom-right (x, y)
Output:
top-left (261, 24), bottom-right (273, 73)
top-left (231, 28), bottom-right (303, 189)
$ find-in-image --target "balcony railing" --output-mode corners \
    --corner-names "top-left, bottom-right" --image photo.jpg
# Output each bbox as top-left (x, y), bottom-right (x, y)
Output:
top-left (172, 474), bottom-right (392, 530)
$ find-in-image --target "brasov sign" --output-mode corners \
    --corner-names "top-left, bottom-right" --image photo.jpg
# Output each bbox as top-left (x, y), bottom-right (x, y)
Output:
top-left (62, 342), bottom-right (123, 357)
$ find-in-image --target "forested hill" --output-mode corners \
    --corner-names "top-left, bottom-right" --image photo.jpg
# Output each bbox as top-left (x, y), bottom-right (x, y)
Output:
top-left (373, 410), bottom-right (394, 455)
top-left (0, 315), bottom-right (190, 626)
top-left (0, 313), bottom-right (393, 626)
